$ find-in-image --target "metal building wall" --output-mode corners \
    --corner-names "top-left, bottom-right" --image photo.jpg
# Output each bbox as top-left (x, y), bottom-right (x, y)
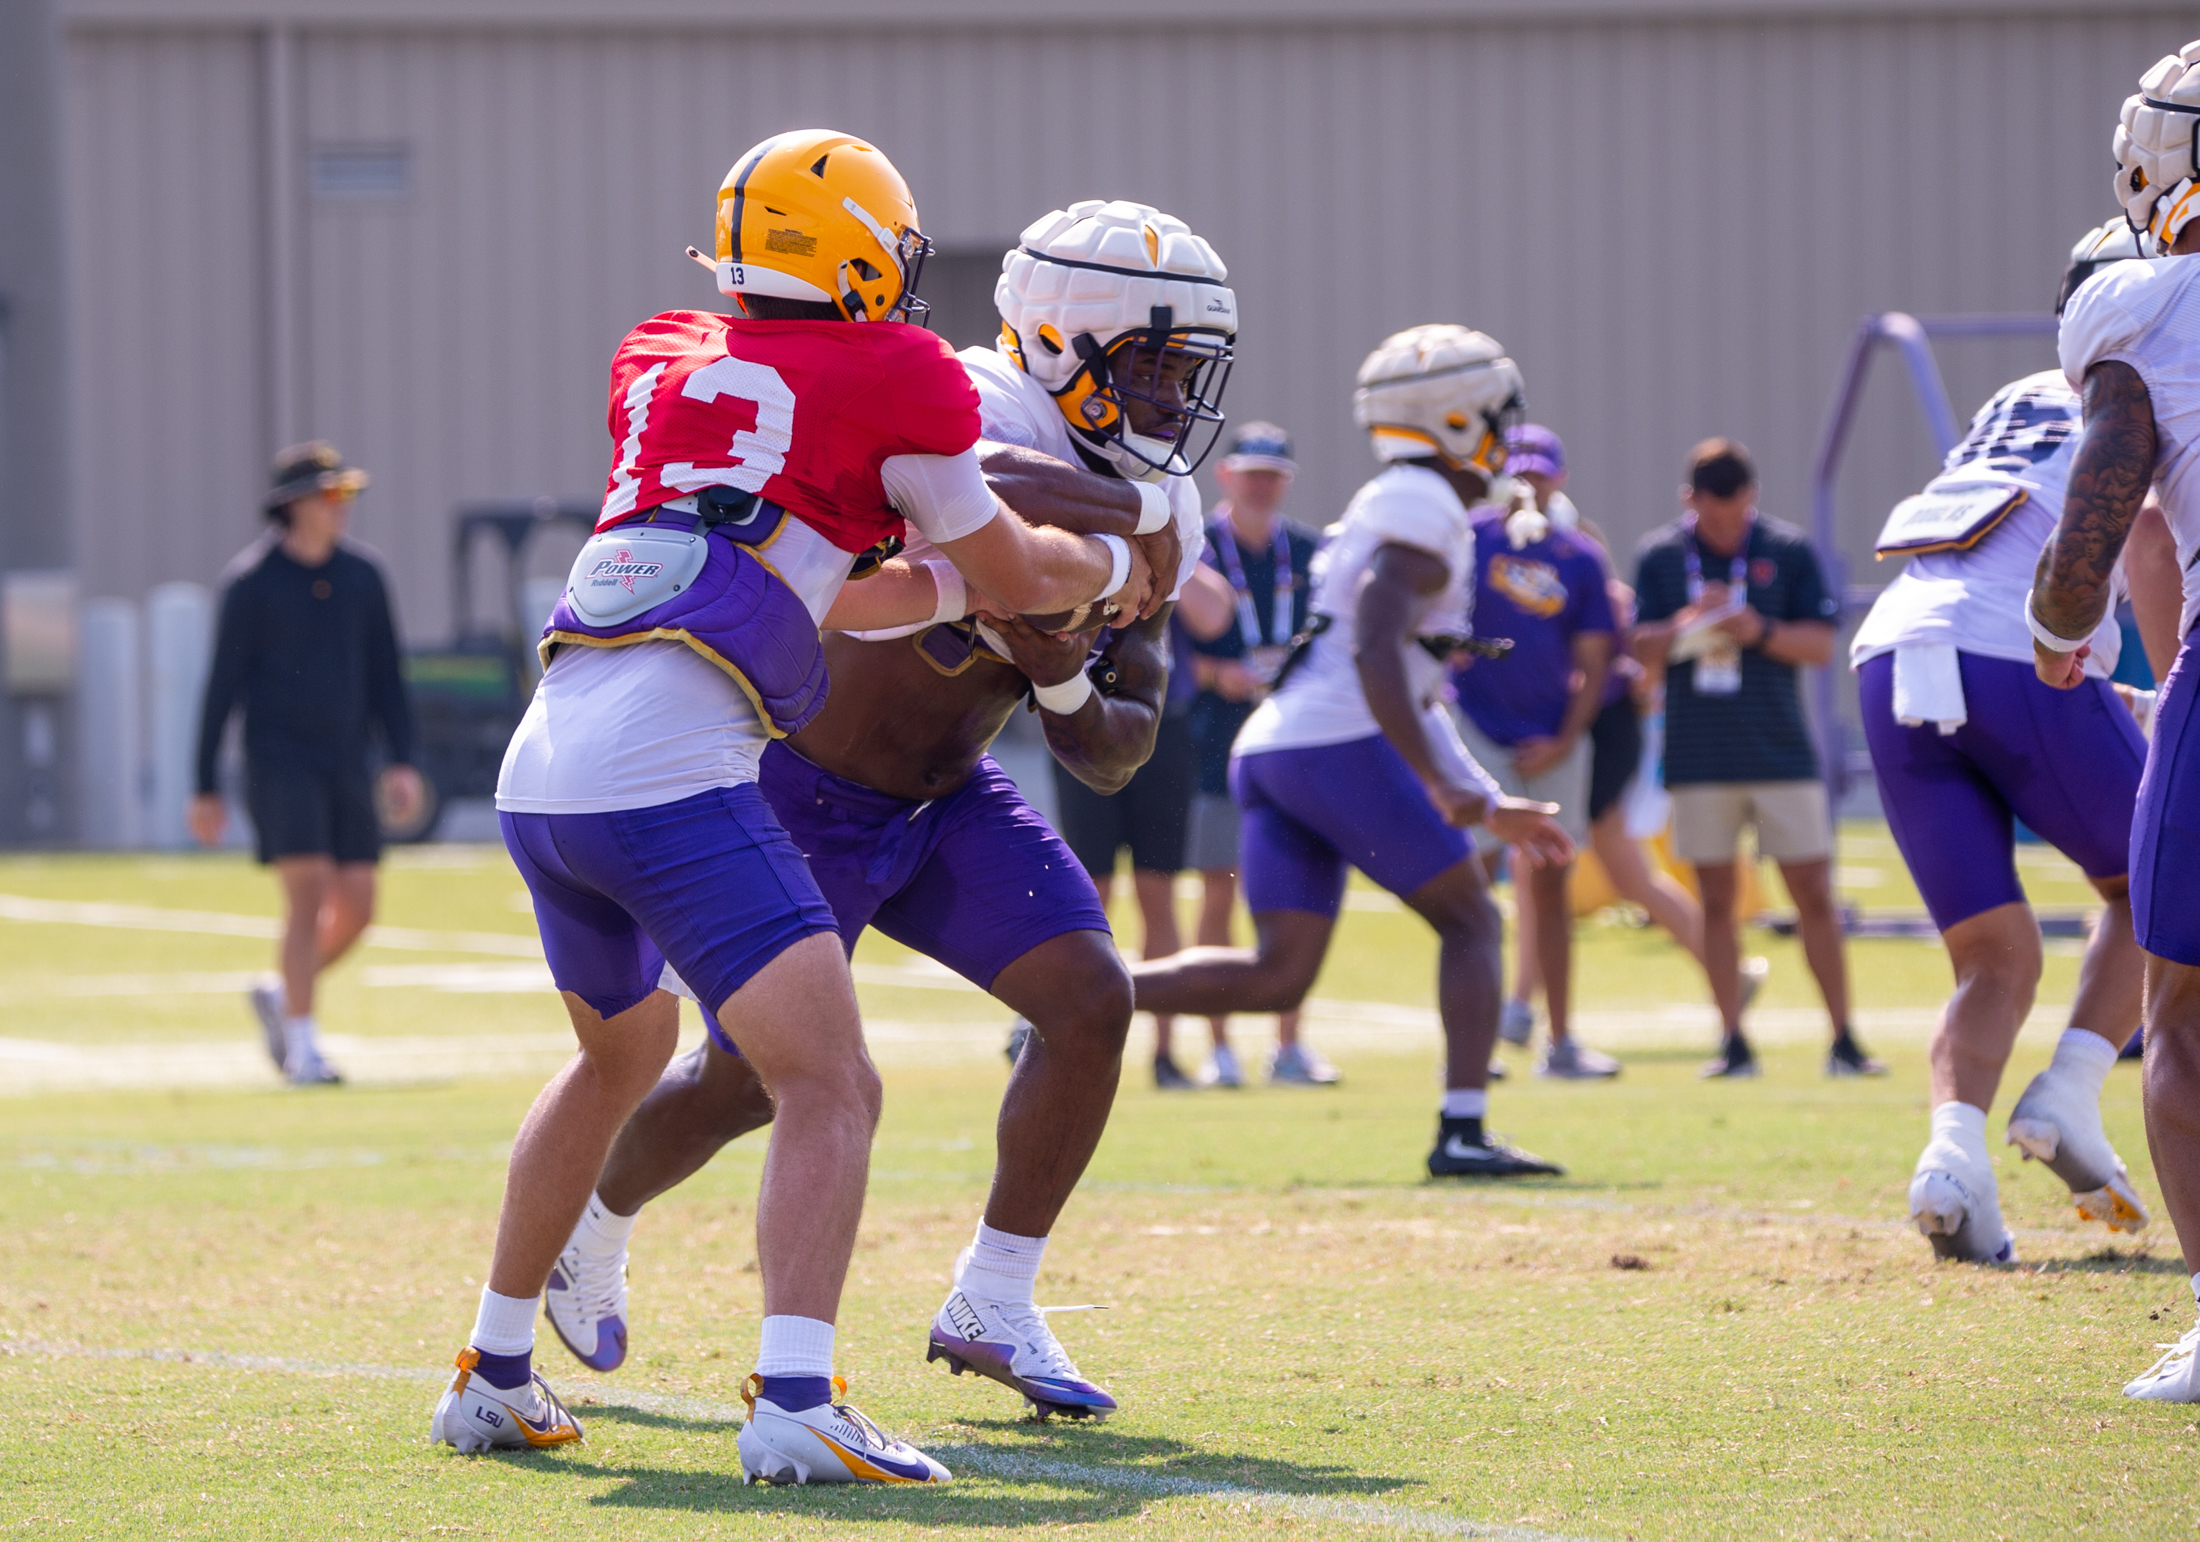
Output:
top-left (64, 7), bottom-right (2197, 647)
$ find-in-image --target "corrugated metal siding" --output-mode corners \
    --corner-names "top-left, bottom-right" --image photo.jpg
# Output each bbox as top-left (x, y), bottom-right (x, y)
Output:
top-left (64, 10), bottom-right (2197, 644)
top-left (65, 28), bottom-right (266, 599)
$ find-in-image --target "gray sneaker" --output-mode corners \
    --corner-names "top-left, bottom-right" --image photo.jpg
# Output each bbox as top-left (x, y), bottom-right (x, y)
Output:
top-left (249, 981), bottom-right (287, 1073)
top-left (1498, 998), bottom-right (1536, 1047)
top-left (1537, 1038), bottom-right (1621, 1080)
top-left (1268, 1043), bottom-right (1342, 1086)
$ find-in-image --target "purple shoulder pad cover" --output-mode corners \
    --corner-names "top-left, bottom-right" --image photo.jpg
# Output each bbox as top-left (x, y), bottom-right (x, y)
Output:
top-left (540, 517), bottom-right (829, 737)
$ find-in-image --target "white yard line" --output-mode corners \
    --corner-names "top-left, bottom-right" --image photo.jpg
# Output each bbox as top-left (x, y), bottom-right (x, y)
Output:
top-left (0, 892), bottom-right (543, 958)
top-left (0, 1337), bottom-right (1590, 1541)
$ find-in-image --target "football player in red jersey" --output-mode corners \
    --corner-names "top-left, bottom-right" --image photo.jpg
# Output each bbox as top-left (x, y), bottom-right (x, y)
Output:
top-left (432, 132), bottom-right (1164, 1483)
top-left (539, 201), bottom-right (1237, 1425)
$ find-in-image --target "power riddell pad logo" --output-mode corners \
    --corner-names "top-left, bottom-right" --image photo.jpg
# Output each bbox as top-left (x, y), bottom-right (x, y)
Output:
top-left (588, 548), bottom-right (665, 596)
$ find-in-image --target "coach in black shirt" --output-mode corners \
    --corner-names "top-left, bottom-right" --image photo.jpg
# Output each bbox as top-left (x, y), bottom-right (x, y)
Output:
top-left (191, 442), bottom-right (421, 1085)
top-left (1634, 438), bottom-right (1880, 1081)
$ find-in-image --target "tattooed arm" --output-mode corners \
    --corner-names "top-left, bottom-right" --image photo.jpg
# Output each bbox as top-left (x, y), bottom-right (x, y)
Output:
top-left (2033, 360), bottom-right (2158, 690)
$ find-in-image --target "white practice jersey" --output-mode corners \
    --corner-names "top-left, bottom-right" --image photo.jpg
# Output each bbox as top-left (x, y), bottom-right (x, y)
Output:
top-left (496, 454), bottom-right (996, 815)
top-left (2059, 254), bottom-right (2200, 639)
top-left (1234, 464), bottom-right (1480, 757)
top-left (958, 346), bottom-right (1206, 599)
top-left (1851, 371), bottom-right (2122, 677)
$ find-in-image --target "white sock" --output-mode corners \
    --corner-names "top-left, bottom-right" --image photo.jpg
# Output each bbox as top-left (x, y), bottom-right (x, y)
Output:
top-left (1442, 1088), bottom-right (1489, 1120)
top-left (756, 1315), bottom-right (835, 1378)
top-left (469, 1286), bottom-right (538, 1356)
top-left (960, 1223), bottom-right (1044, 1303)
top-left (576, 1191), bottom-right (638, 1254)
top-left (1930, 1101), bottom-right (1990, 1166)
top-left (2051, 1027), bottom-right (2120, 1097)
top-left (2190, 1271), bottom-right (2200, 1314)
top-left (281, 1016), bottom-right (321, 1064)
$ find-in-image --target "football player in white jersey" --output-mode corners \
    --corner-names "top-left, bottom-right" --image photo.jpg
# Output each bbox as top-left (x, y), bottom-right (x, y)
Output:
top-left (1853, 222), bottom-right (2181, 1265)
top-left (539, 201), bottom-right (1225, 1425)
top-left (1130, 325), bottom-right (1574, 1177)
top-left (2031, 39), bottom-right (2200, 1400)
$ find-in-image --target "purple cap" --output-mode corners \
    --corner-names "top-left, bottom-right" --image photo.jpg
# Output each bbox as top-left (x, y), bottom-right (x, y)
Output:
top-left (1505, 423), bottom-right (1565, 480)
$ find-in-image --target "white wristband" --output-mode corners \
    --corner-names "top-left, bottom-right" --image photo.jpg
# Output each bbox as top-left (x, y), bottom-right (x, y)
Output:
top-left (1132, 481), bottom-right (1172, 536)
top-left (1031, 670), bottom-right (1095, 715)
top-left (925, 560), bottom-right (967, 625)
top-left (1094, 534), bottom-right (1132, 600)
top-left (2024, 588), bottom-right (2087, 654)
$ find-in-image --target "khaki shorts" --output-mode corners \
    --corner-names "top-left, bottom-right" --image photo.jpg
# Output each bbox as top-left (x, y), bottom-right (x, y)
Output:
top-left (1454, 711), bottom-right (1592, 854)
top-left (1669, 779), bottom-right (1831, 866)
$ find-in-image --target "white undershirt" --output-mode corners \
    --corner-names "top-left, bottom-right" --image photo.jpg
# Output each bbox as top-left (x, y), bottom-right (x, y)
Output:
top-left (495, 449), bottom-right (996, 814)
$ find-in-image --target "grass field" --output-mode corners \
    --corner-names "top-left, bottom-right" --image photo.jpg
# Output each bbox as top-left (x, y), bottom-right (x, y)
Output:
top-left (2, 829), bottom-right (2193, 1540)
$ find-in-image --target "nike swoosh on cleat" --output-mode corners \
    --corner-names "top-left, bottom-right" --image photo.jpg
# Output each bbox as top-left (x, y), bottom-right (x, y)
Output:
top-left (818, 1434), bottom-right (938, 1482)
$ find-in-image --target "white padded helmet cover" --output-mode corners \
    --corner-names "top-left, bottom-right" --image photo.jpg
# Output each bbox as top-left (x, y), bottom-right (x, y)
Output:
top-left (1352, 325), bottom-right (1525, 467)
top-left (2115, 40), bottom-right (2200, 253)
top-left (995, 200), bottom-right (1236, 390)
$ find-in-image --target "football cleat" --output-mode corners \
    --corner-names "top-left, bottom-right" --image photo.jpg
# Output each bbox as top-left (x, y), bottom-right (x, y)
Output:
top-left (1005, 1017), bottom-right (1035, 1066)
top-left (249, 981), bottom-right (287, 1072)
top-left (1908, 1138), bottom-right (2014, 1264)
top-left (2006, 1066), bottom-right (2151, 1234)
top-left (1268, 1042), bottom-right (1341, 1086)
top-left (1202, 1044), bottom-right (1244, 1089)
top-left (544, 1236), bottom-right (629, 1373)
top-left (738, 1375), bottom-right (950, 1484)
top-left (1426, 1122), bottom-right (1563, 1179)
top-left (1498, 999), bottom-right (1536, 1047)
top-left (1537, 1039), bottom-right (1621, 1080)
top-left (429, 1347), bottom-right (583, 1452)
top-left (2124, 1322), bottom-right (2200, 1402)
top-left (927, 1252), bottom-right (1116, 1421)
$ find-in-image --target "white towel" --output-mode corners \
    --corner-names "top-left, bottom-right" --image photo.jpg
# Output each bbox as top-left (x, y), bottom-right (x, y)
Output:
top-left (1893, 643), bottom-right (1966, 735)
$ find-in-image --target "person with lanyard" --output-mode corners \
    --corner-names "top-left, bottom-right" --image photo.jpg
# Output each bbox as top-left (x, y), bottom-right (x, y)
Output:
top-left (1631, 438), bottom-right (1883, 1081)
top-left (1490, 425), bottom-right (1759, 1054)
top-left (1184, 422), bottom-right (1334, 1086)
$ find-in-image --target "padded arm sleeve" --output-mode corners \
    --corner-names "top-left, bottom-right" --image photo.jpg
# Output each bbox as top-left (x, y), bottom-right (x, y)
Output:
top-left (880, 449), bottom-right (1000, 545)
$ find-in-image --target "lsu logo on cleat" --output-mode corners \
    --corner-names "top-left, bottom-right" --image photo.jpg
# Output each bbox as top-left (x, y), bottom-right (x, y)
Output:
top-left (479, 1408), bottom-right (503, 1428)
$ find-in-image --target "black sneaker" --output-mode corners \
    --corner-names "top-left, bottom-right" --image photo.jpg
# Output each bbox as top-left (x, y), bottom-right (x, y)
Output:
top-left (1426, 1119), bottom-right (1562, 1178)
top-left (1153, 1052), bottom-right (1196, 1090)
top-left (1699, 1035), bottom-right (1759, 1079)
top-left (1825, 1032), bottom-right (1888, 1078)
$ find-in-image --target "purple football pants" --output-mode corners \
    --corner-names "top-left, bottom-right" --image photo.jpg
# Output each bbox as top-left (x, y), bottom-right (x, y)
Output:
top-left (1229, 734), bottom-right (1474, 917)
top-left (501, 782), bottom-right (840, 1024)
top-left (2134, 628), bottom-right (2200, 966)
top-left (1858, 650), bottom-right (2142, 933)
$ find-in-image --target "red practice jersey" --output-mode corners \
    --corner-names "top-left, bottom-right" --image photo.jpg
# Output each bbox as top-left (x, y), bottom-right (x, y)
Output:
top-left (595, 311), bottom-right (982, 552)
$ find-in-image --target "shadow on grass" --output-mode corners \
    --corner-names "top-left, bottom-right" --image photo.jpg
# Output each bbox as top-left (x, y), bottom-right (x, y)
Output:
top-left (2024, 1248), bottom-right (2187, 1276)
top-left (564, 1423), bottom-right (1416, 1525)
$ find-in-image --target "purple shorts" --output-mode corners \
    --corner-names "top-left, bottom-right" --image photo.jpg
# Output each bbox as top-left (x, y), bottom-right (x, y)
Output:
top-left (1229, 734), bottom-right (1473, 917)
top-left (2134, 630), bottom-right (2200, 965)
top-left (759, 741), bottom-right (1110, 988)
top-left (500, 784), bottom-right (839, 1025)
top-left (1858, 651), bottom-right (2142, 932)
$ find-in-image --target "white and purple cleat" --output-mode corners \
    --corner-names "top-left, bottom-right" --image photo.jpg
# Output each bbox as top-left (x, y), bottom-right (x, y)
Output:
top-left (543, 1239), bottom-right (629, 1373)
top-left (925, 1255), bottom-right (1116, 1422)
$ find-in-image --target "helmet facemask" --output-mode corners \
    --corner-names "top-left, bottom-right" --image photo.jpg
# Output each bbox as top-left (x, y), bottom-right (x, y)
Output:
top-left (1054, 307), bottom-right (1234, 481)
